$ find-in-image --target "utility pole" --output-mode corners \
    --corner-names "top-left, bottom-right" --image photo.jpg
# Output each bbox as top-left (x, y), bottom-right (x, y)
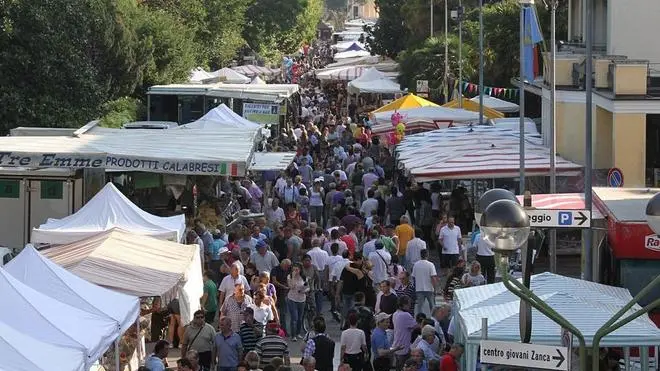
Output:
top-left (584, 0), bottom-right (594, 281)
top-left (549, 0), bottom-right (558, 273)
top-left (431, 0), bottom-right (434, 36)
top-left (458, 1), bottom-right (464, 108)
top-left (519, 0), bottom-right (530, 194)
top-left (444, 0), bottom-right (449, 100)
top-left (478, 0), bottom-right (484, 124)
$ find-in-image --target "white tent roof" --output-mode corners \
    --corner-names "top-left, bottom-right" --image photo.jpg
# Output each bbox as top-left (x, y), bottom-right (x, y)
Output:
top-left (189, 67), bottom-right (214, 83)
top-left (332, 41), bottom-right (366, 52)
top-left (5, 245), bottom-right (140, 334)
top-left (396, 126), bottom-right (582, 181)
top-left (176, 104), bottom-right (261, 130)
top-left (31, 183), bottom-right (185, 244)
top-left (325, 55), bottom-right (381, 68)
top-left (454, 273), bottom-right (660, 371)
top-left (348, 67), bottom-right (403, 94)
top-left (0, 319), bottom-right (86, 371)
top-left (334, 49), bottom-right (371, 60)
top-left (41, 228), bottom-right (204, 324)
top-left (0, 268), bottom-right (118, 367)
top-left (250, 76), bottom-right (267, 85)
top-left (209, 67), bottom-right (251, 84)
top-left (249, 152), bottom-right (296, 171)
top-left (471, 95), bottom-right (519, 113)
top-left (373, 106), bottom-right (479, 124)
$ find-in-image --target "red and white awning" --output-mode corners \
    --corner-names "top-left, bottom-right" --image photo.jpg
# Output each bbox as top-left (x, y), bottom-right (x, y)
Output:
top-left (514, 193), bottom-right (604, 219)
top-left (370, 121), bottom-right (445, 135)
top-left (396, 126), bottom-right (582, 181)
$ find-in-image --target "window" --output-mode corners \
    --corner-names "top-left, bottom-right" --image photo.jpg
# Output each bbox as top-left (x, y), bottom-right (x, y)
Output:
top-left (41, 180), bottom-right (63, 199)
top-left (0, 180), bottom-right (20, 199)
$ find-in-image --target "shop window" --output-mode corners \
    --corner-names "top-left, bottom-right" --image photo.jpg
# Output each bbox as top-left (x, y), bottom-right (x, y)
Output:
top-left (0, 180), bottom-right (20, 199)
top-left (41, 180), bottom-right (63, 199)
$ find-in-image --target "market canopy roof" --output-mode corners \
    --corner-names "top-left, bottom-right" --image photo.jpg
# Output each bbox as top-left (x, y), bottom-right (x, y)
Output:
top-left (471, 95), bottom-right (519, 113)
top-left (6, 245), bottom-right (140, 334)
top-left (0, 319), bottom-right (86, 371)
top-left (249, 152), bottom-right (296, 171)
top-left (189, 67), bottom-right (214, 83)
top-left (373, 106), bottom-right (479, 125)
top-left (41, 228), bottom-right (204, 324)
top-left (250, 76), bottom-right (267, 85)
top-left (334, 49), bottom-right (371, 60)
top-left (442, 97), bottom-right (505, 119)
top-left (325, 55), bottom-right (381, 68)
top-left (454, 273), bottom-right (660, 371)
top-left (231, 65), bottom-right (281, 78)
top-left (0, 127), bottom-right (260, 176)
top-left (208, 67), bottom-right (251, 84)
top-left (32, 182), bottom-right (185, 244)
top-left (396, 126), bottom-right (582, 181)
top-left (175, 104), bottom-right (261, 130)
top-left (0, 268), bottom-right (119, 367)
top-left (348, 67), bottom-right (403, 94)
top-left (372, 94), bottom-right (439, 113)
top-left (332, 41), bottom-right (366, 52)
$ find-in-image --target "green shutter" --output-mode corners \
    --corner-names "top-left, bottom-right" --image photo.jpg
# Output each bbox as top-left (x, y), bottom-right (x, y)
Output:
top-left (41, 180), bottom-right (63, 199)
top-left (0, 180), bottom-right (20, 198)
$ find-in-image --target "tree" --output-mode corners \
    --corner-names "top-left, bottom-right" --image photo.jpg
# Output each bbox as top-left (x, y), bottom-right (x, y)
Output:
top-left (363, 0), bottom-right (409, 59)
top-left (397, 34), bottom-right (477, 93)
top-left (0, 0), bottom-right (149, 133)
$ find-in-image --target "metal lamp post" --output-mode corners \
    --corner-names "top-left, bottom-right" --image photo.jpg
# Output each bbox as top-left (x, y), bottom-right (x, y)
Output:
top-left (478, 0), bottom-right (484, 124)
top-left (589, 192), bottom-right (660, 371)
top-left (518, 0), bottom-right (533, 194)
top-left (480, 197), bottom-right (589, 371)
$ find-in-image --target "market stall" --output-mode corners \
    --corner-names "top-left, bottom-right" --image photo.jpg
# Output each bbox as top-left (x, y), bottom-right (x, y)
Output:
top-left (231, 65), bottom-right (281, 79)
top-left (174, 104), bottom-right (261, 130)
top-left (208, 67), bottom-right (251, 84)
top-left (453, 272), bottom-right (660, 371)
top-left (371, 93), bottom-right (439, 113)
top-left (470, 95), bottom-right (520, 113)
top-left (41, 228), bottom-right (204, 325)
top-left (442, 97), bottom-right (505, 119)
top-left (347, 67), bottom-right (403, 94)
top-left (31, 182), bottom-right (186, 244)
top-left (372, 106), bottom-right (479, 125)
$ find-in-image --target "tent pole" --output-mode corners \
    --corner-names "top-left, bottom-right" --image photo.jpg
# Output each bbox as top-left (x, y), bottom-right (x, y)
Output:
top-left (115, 339), bottom-right (120, 371)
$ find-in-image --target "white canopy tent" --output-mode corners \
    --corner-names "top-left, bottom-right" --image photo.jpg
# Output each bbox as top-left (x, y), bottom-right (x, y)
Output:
top-left (453, 273), bottom-right (660, 371)
top-left (31, 182), bottom-right (185, 245)
top-left (250, 76), bottom-right (267, 85)
top-left (325, 55), bottom-right (381, 69)
top-left (5, 245), bottom-right (140, 334)
top-left (316, 65), bottom-right (399, 82)
top-left (373, 106), bottom-right (480, 125)
top-left (334, 49), bottom-right (371, 60)
top-left (0, 320), bottom-right (86, 371)
top-left (189, 67), bottom-right (214, 83)
top-left (348, 67), bottom-right (403, 94)
top-left (175, 104), bottom-right (261, 130)
top-left (208, 67), bottom-right (251, 84)
top-left (231, 65), bottom-right (280, 78)
top-left (332, 41), bottom-right (366, 52)
top-left (471, 95), bottom-right (519, 113)
top-left (41, 228), bottom-right (204, 324)
top-left (0, 268), bottom-right (119, 368)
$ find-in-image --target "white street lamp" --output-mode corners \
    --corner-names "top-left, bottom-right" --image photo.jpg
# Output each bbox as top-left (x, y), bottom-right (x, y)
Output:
top-left (474, 188), bottom-right (519, 227)
top-left (645, 192), bottom-right (660, 235)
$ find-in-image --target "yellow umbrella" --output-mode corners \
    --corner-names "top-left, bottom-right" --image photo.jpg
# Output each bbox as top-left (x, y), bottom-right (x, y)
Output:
top-left (372, 94), bottom-right (439, 114)
top-left (442, 97), bottom-right (505, 119)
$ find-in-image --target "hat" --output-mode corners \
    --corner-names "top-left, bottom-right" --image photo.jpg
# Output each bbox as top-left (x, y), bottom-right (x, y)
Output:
top-left (256, 240), bottom-right (267, 249)
top-left (218, 247), bottom-right (230, 255)
top-left (374, 312), bottom-right (391, 324)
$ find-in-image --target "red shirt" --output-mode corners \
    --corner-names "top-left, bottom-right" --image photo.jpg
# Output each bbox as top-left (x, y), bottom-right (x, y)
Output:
top-left (440, 354), bottom-right (459, 371)
top-left (340, 235), bottom-right (356, 258)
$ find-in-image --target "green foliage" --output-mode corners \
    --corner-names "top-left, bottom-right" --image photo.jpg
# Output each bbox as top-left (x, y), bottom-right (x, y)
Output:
top-left (98, 97), bottom-right (145, 128)
top-left (363, 0), bottom-right (409, 59)
top-left (397, 34), bottom-right (477, 92)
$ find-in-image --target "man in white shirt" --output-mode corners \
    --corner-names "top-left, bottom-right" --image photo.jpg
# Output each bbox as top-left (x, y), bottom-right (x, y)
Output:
top-left (438, 217), bottom-right (462, 275)
top-left (368, 242), bottom-right (391, 286)
top-left (265, 198), bottom-right (285, 227)
top-left (359, 189), bottom-right (379, 218)
top-left (473, 232), bottom-right (496, 284)
top-left (323, 229), bottom-right (347, 256)
top-left (405, 227), bottom-right (427, 270)
top-left (411, 249), bottom-right (439, 316)
top-left (251, 240), bottom-right (279, 273)
top-left (327, 244), bottom-right (350, 319)
top-left (218, 263), bottom-right (251, 306)
top-left (307, 239), bottom-right (329, 272)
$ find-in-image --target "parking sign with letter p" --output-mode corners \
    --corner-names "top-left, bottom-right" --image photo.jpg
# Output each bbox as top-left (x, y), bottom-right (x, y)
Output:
top-left (558, 212), bottom-right (572, 226)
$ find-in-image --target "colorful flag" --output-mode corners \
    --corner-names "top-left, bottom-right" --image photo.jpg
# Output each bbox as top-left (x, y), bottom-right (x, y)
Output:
top-left (522, 6), bottom-right (544, 82)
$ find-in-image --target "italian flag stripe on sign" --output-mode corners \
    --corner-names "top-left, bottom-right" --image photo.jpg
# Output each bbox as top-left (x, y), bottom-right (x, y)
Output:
top-left (220, 163), bottom-right (227, 175)
top-left (230, 163), bottom-right (238, 177)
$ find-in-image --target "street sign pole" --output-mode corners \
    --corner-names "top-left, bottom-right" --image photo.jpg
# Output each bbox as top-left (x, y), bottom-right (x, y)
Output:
top-left (480, 340), bottom-right (569, 370)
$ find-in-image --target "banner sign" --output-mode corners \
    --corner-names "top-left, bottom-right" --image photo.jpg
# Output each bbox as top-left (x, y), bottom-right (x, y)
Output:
top-left (243, 103), bottom-right (280, 125)
top-left (0, 151), bottom-right (242, 176)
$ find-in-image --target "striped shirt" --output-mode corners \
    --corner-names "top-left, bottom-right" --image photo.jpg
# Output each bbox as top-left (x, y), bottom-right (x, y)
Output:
top-left (239, 322), bottom-right (263, 354)
top-left (255, 335), bottom-right (289, 368)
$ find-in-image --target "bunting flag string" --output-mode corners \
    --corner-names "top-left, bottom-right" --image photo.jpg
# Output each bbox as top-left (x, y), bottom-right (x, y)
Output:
top-left (459, 82), bottom-right (520, 100)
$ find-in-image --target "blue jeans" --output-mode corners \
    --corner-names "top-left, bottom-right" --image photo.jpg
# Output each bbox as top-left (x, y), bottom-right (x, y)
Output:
top-left (287, 298), bottom-right (305, 337)
top-left (415, 291), bottom-right (435, 316)
top-left (341, 294), bottom-right (355, 322)
top-left (314, 290), bottom-right (324, 314)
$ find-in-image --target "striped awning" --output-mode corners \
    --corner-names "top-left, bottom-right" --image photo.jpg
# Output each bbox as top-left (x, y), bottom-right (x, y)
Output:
top-left (396, 126), bottom-right (582, 181)
top-left (231, 65), bottom-right (281, 78)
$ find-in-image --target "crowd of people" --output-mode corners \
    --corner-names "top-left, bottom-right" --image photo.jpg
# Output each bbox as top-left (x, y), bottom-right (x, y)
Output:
top-left (140, 42), bottom-right (498, 371)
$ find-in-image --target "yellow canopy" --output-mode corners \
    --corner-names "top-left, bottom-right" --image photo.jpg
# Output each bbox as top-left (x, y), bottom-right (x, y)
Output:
top-left (442, 98), bottom-right (504, 119)
top-left (372, 94), bottom-right (439, 113)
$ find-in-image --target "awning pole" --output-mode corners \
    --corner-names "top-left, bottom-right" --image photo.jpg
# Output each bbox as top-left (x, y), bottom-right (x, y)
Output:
top-left (115, 339), bottom-right (120, 371)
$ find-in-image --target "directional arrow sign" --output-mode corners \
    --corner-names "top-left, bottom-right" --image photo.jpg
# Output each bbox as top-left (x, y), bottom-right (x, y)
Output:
top-left (524, 209), bottom-right (591, 228)
top-left (480, 340), bottom-right (569, 371)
